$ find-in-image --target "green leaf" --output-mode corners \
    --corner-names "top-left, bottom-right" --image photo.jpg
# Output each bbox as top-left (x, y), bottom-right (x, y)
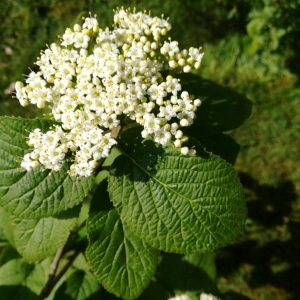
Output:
top-left (0, 117), bottom-right (94, 219)
top-left (157, 253), bottom-right (218, 295)
top-left (11, 205), bottom-right (80, 261)
top-left (108, 127), bottom-right (246, 254)
top-left (54, 269), bottom-right (102, 300)
top-left (0, 258), bottom-right (50, 299)
top-left (177, 73), bottom-right (252, 137)
top-left (185, 252), bottom-right (217, 282)
top-left (86, 181), bottom-right (159, 300)
top-left (0, 206), bottom-right (16, 248)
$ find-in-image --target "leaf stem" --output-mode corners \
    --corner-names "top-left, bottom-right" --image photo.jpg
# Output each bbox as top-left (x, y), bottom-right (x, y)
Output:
top-left (38, 245), bottom-right (80, 300)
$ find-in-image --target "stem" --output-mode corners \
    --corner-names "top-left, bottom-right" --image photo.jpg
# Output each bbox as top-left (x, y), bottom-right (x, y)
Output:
top-left (38, 246), bottom-right (80, 300)
top-left (51, 250), bottom-right (80, 287)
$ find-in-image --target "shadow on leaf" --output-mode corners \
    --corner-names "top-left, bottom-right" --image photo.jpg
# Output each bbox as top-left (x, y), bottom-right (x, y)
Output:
top-left (178, 73), bottom-right (252, 137)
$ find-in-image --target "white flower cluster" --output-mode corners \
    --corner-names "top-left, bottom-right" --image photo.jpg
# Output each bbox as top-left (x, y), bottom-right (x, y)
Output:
top-left (199, 292), bottom-right (220, 300)
top-left (15, 8), bottom-right (203, 177)
top-left (168, 295), bottom-right (191, 300)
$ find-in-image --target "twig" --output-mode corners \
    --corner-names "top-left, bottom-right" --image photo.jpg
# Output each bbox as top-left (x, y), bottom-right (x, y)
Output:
top-left (50, 250), bottom-right (80, 289)
top-left (38, 244), bottom-right (65, 300)
top-left (38, 244), bottom-right (80, 300)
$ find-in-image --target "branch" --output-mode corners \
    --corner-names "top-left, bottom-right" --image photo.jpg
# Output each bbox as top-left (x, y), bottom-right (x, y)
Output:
top-left (38, 244), bottom-right (65, 300)
top-left (38, 246), bottom-right (80, 300)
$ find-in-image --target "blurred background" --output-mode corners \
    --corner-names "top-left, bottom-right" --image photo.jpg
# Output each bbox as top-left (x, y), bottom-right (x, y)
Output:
top-left (1, 0), bottom-right (300, 299)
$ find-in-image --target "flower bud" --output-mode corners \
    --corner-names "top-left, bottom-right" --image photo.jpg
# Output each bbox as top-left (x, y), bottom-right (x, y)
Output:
top-left (161, 28), bottom-right (167, 36)
top-left (181, 147), bottom-right (189, 155)
top-left (175, 130), bottom-right (183, 139)
top-left (82, 29), bottom-right (92, 36)
top-left (19, 98), bottom-right (29, 107)
top-left (178, 58), bottom-right (185, 66)
top-left (183, 65), bottom-right (191, 73)
top-left (194, 99), bottom-right (202, 107)
top-left (169, 60), bottom-right (177, 68)
top-left (37, 99), bottom-right (46, 108)
top-left (181, 136), bottom-right (189, 143)
top-left (174, 139), bottom-right (181, 147)
top-left (188, 149), bottom-right (196, 156)
top-left (194, 61), bottom-right (201, 69)
top-left (93, 25), bottom-right (99, 33)
top-left (15, 81), bottom-right (24, 90)
top-left (31, 161), bottom-right (40, 168)
top-left (74, 24), bottom-right (81, 32)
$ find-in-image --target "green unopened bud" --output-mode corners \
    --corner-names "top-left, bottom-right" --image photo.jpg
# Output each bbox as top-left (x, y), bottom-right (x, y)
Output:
top-left (187, 57), bottom-right (193, 64)
top-left (159, 118), bottom-right (167, 126)
top-left (153, 34), bottom-right (160, 42)
top-left (164, 124), bottom-right (171, 131)
top-left (181, 136), bottom-right (189, 143)
top-left (82, 29), bottom-right (92, 36)
top-left (161, 28), bottom-right (167, 36)
top-left (150, 51), bottom-right (156, 58)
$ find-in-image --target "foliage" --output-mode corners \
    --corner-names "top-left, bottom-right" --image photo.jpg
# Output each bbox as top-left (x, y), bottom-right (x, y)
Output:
top-left (0, 75), bottom-right (250, 298)
top-left (0, 8), bottom-right (252, 300)
top-left (1, 0), bottom-right (300, 299)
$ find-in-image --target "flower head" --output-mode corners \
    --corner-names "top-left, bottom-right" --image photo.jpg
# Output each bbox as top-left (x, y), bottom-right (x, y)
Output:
top-left (16, 8), bottom-right (203, 176)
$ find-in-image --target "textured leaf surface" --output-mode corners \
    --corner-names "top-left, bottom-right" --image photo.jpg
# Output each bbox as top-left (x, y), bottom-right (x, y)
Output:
top-left (0, 206), bottom-right (16, 248)
top-left (0, 258), bottom-right (50, 299)
top-left (108, 127), bottom-right (246, 253)
top-left (11, 205), bottom-right (80, 261)
top-left (0, 117), bottom-right (93, 219)
top-left (54, 269), bottom-right (102, 300)
top-left (86, 181), bottom-right (159, 300)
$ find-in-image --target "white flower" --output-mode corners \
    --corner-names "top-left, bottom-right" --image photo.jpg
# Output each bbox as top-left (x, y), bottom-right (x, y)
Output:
top-left (83, 17), bottom-right (99, 30)
top-left (153, 128), bottom-right (172, 146)
top-left (73, 32), bottom-right (90, 49)
top-left (61, 28), bottom-right (75, 46)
